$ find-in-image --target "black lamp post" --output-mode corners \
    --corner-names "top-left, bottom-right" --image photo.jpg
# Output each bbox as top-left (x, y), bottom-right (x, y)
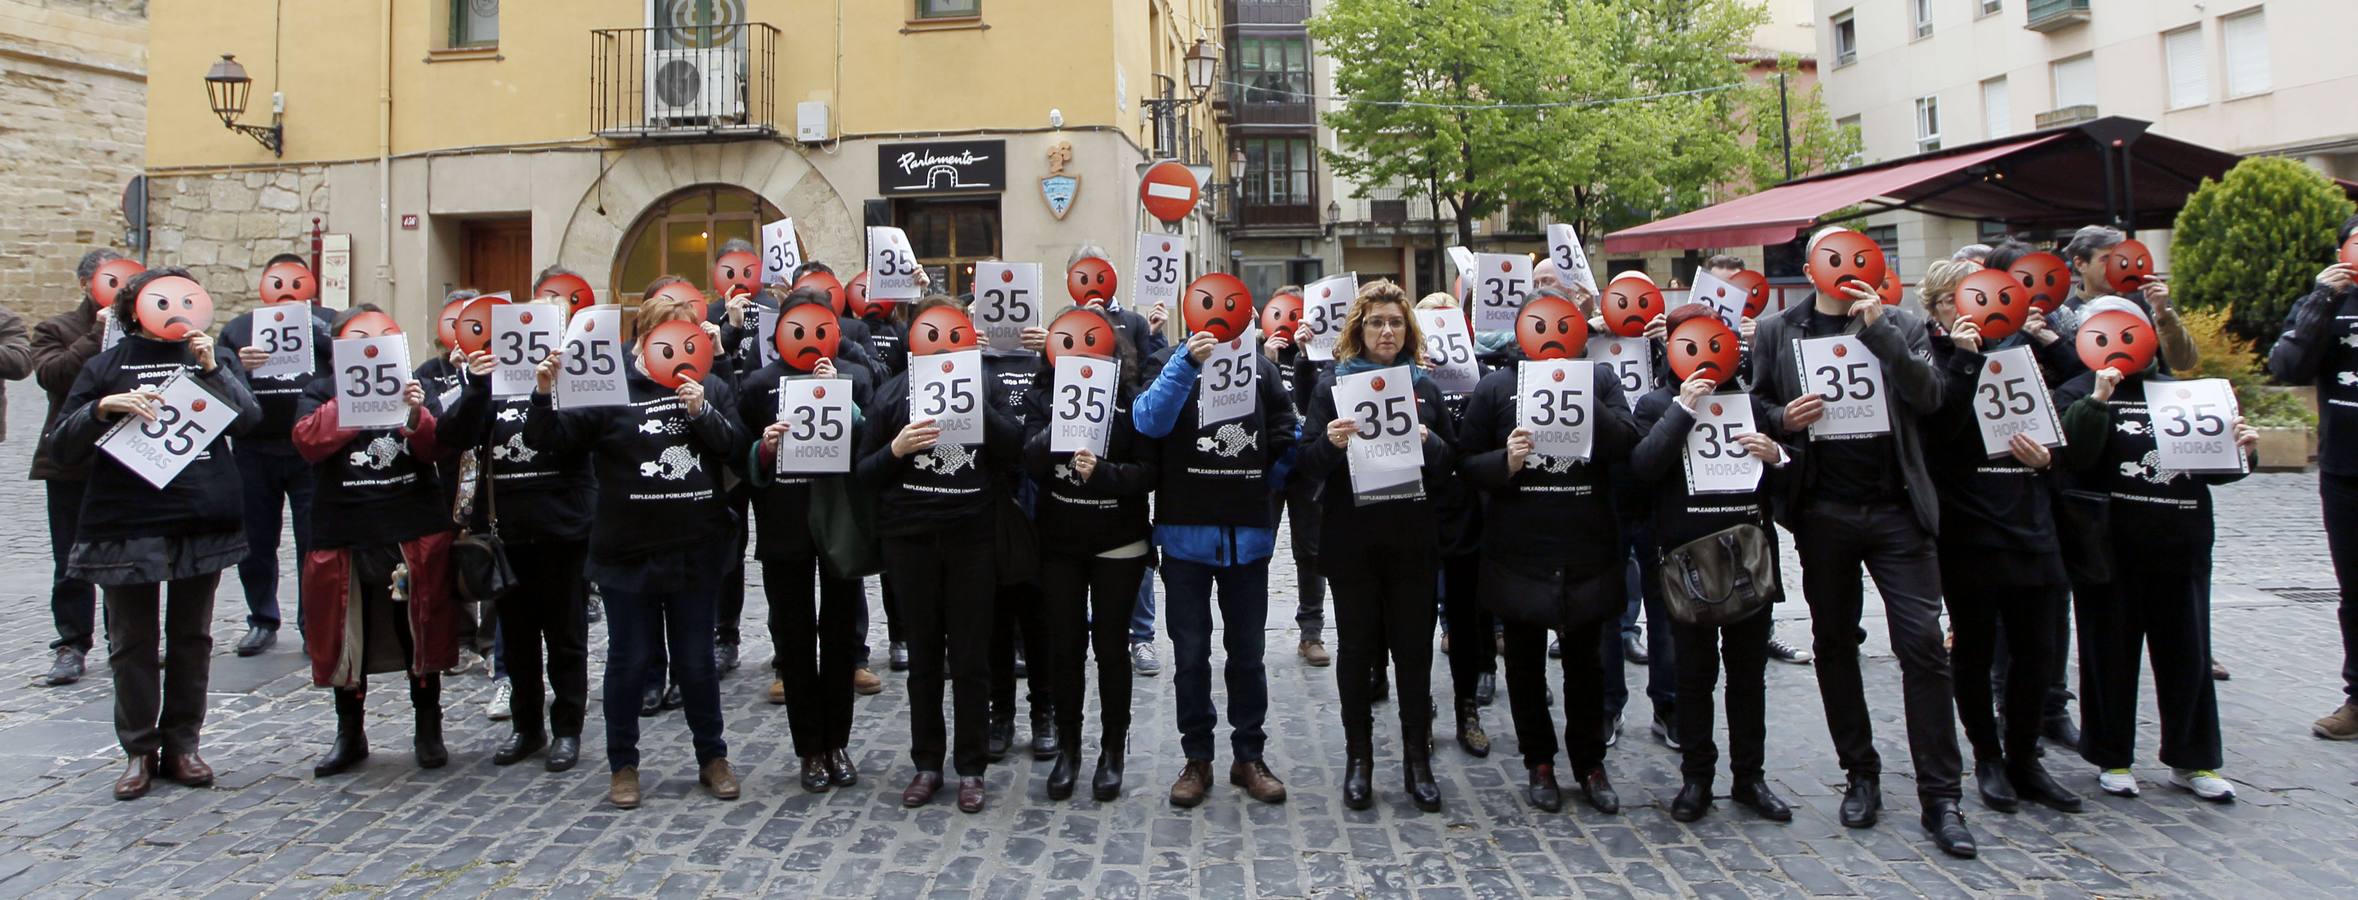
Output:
top-left (1143, 38), bottom-right (1221, 159)
top-left (204, 54), bottom-right (283, 157)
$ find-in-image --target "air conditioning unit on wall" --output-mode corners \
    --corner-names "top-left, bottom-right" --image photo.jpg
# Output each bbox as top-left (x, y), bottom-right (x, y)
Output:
top-left (645, 48), bottom-right (745, 125)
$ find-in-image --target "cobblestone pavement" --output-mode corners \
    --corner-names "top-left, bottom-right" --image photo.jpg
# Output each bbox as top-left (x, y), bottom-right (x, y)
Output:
top-left (0, 387), bottom-right (2353, 899)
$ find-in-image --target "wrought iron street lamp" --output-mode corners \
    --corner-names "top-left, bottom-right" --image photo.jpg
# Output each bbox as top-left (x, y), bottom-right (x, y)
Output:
top-left (204, 54), bottom-right (283, 157)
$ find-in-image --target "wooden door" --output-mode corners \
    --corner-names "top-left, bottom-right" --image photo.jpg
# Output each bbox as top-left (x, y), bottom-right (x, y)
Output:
top-left (463, 218), bottom-right (533, 300)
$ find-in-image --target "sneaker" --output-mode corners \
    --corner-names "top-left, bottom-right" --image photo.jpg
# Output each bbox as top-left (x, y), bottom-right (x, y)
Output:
top-left (852, 668), bottom-right (884, 696)
top-left (1603, 711), bottom-right (1622, 748)
top-left (2209, 659), bottom-right (2230, 681)
top-left (1650, 710), bottom-right (1680, 752)
top-left (2170, 768), bottom-right (2235, 802)
top-left (1766, 634), bottom-right (1813, 664)
top-left (2097, 768), bottom-right (2138, 797)
top-left (1298, 640), bottom-right (1331, 667)
top-left (1131, 642), bottom-right (1161, 677)
top-left (486, 679), bottom-right (512, 721)
top-left (1548, 635), bottom-right (1563, 659)
top-left (2315, 702), bottom-right (2358, 740)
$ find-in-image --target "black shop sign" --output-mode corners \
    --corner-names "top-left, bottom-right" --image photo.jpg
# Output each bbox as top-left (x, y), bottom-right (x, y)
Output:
top-left (877, 139), bottom-right (1006, 195)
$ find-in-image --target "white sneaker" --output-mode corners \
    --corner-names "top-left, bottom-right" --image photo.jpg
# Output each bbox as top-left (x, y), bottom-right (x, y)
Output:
top-left (2170, 768), bottom-right (2236, 802)
top-left (1130, 641), bottom-right (1161, 677)
top-left (2097, 768), bottom-right (2138, 797)
top-left (487, 679), bottom-right (513, 721)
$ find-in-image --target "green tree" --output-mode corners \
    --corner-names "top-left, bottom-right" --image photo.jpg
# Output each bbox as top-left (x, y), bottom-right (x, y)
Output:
top-left (1735, 55), bottom-right (1861, 191)
top-left (2171, 156), bottom-right (2354, 352)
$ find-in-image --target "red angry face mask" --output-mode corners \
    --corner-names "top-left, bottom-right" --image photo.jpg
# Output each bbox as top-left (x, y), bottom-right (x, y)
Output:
top-left (1183, 273), bottom-right (1253, 341)
top-left (711, 251), bottom-right (760, 301)
top-left (1667, 316), bottom-right (1740, 383)
top-left (259, 261), bottom-right (317, 305)
top-left (639, 319), bottom-right (713, 389)
top-left (1956, 268), bottom-right (2028, 342)
top-left (1601, 274), bottom-right (1664, 338)
top-left (535, 274), bottom-right (596, 317)
top-left (1260, 292), bottom-right (1304, 343)
top-left (909, 305), bottom-right (979, 357)
top-left (1725, 269), bottom-right (1771, 319)
top-left (132, 275), bottom-right (216, 341)
top-left (1516, 295), bottom-right (1590, 361)
top-left (2341, 231), bottom-right (2358, 269)
top-left (2008, 251), bottom-right (2070, 314)
top-left (1045, 307), bottom-right (1118, 365)
top-left (793, 271), bottom-right (847, 318)
top-left (774, 303), bottom-right (840, 371)
top-left (2075, 310), bottom-right (2156, 375)
top-left (845, 271), bottom-right (879, 318)
top-left (2100, 239), bottom-right (2155, 294)
top-left (649, 280), bottom-right (710, 323)
top-left (1067, 257), bottom-right (1118, 307)
top-left (337, 310), bottom-right (401, 339)
top-left (1807, 229), bottom-right (1889, 299)
top-left (90, 258), bottom-right (145, 309)
top-left (453, 294), bottom-right (508, 354)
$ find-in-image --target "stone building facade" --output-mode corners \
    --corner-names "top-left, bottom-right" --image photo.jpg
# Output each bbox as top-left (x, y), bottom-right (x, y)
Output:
top-left (0, 0), bottom-right (145, 320)
top-left (142, 165), bottom-right (333, 319)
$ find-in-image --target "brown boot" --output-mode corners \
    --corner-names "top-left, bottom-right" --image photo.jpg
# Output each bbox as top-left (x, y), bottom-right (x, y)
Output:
top-left (2316, 702), bottom-right (2358, 741)
top-left (766, 678), bottom-right (787, 705)
top-left (699, 759), bottom-right (740, 800)
top-left (162, 752), bottom-right (215, 788)
top-left (1168, 759), bottom-right (1214, 808)
top-left (1229, 759), bottom-right (1289, 804)
top-left (1298, 640), bottom-right (1331, 667)
top-left (113, 753), bottom-right (157, 801)
top-left (609, 768), bottom-right (642, 809)
top-left (852, 668), bottom-right (884, 696)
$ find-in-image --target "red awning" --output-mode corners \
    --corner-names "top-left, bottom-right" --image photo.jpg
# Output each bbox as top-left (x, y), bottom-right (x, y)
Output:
top-left (1603, 135), bottom-right (2063, 253)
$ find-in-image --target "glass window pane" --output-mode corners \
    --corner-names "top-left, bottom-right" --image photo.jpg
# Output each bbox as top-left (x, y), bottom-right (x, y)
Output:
top-left (455, 0), bottom-right (497, 46)
top-left (910, 209), bottom-right (953, 258)
top-left (711, 189), bottom-right (756, 214)
top-left (919, 0), bottom-right (980, 19)
top-left (954, 205), bottom-right (999, 257)
top-left (665, 221), bottom-right (709, 281)
top-left (618, 222), bottom-right (663, 297)
top-left (712, 219), bottom-right (756, 253)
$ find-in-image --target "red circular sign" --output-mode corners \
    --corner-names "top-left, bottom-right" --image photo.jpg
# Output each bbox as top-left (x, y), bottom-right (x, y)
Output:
top-left (1140, 161), bottom-right (1200, 224)
top-left (813, 386), bottom-right (827, 399)
top-left (1551, 369), bottom-right (1566, 382)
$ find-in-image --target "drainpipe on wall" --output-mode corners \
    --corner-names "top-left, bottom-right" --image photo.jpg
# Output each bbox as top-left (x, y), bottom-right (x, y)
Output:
top-left (378, 0), bottom-right (394, 302)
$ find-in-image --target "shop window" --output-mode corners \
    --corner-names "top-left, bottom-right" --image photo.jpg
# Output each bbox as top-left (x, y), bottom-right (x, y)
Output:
top-left (612, 184), bottom-right (783, 303)
top-left (892, 197), bottom-right (1001, 297)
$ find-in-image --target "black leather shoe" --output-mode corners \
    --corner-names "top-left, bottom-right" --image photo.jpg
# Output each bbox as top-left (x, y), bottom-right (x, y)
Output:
top-left (1405, 752), bottom-right (1442, 812)
top-left (1046, 749), bottom-right (1080, 801)
top-left (314, 732), bottom-right (367, 777)
top-left (2009, 760), bottom-right (2085, 813)
top-left (545, 737), bottom-right (580, 773)
top-left (825, 748), bottom-right (858, 787)
top-left (491, 731), bottom-right (546, 766)
top-left (1839, 775), bottom-right (1880, 828)
top-left (1580, 767), bottom-right (1620, 814)
top-left (1455, 702), bottom-right (1491, 758)
top-left (639, 683), bottom-right (664, 718)
top-left (659, 685), bottom-right (683, 711)
top-left (986, 715), bottom-right (1015, 761)
top-left (2042, 714), bottom-right (2081, 752)
top-left (1031, 713), bottom-right (1060, 760)
top-left (1922, 800), bottom-right (1978, 859)
top-left (715, 641), bottom-right (740, 674)
top-left (1526, 765), bottom-right (1562, 812)
top-left (1732, 778), bottom-right (1792, 822)
top-left (800, 756), bottom-right (831, 793)
top-left (1091, 749), bottom-right (1124, 802)
top-left (41, 648), bottom-right (84, 686)
top-left (1343, 756), bottom-right (1374, 810)
top-left (1621, 632), bottom-right (1648, 664)
top-left (234, 627), bottom-right (276, 657)
top-left (889, 641), bottom-right (910, 672)
top-left (1474, 671), bottom-right (1496, 707)
top-left (1975, 758), bottom-right (2020, 813)
top-left (1671, 780), bottom-right (1712, 822)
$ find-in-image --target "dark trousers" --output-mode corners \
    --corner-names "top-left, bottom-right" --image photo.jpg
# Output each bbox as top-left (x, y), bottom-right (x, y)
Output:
top-left (880, 575), bottom-right (905, 644)
top-left (1438, 552), bottom-right (1493, 706)
top-left (1161, 557), bottom-right (1271, 763)
top-left (1330, 548), bottom-right (1439, 754)
top-left (234, 445), bottom-right (315, 631)
top-left (715, 493), bottom-right (751, 645)
top-left (764, 549), bottom-right (863, 758)
top-left (602, 586), bottom-right (726, 772)
top-left (104, 573), bottom-right (221, 756)
top-left (1044, 551), bottom-right (1146, 747)
top-left (1671, 606), bottom-right (1771, 784)
top-left (1284, 478), bottom-right (1327, 640)
top-left (2075, 567), bottom-right (2222, 771)
top-left (45, 479), bottom-right (97, 652)
top-left (885, 530), bottom-right (996, 776)
top-left (990, 580), bottom-right (1052, 720)
top-left (1603, 526), bottom-right (1675, 718)
top-left (2324, 472), bottom-right (2358, 703)
top-left (1946, 565), bottom-right (2061, 766)
top-left (497, 540), bottom-right (590, 739)
top-left (1501, 615), bottom-right (1606, 773)
top-left (1794, 501), bottom-right (1963, 801)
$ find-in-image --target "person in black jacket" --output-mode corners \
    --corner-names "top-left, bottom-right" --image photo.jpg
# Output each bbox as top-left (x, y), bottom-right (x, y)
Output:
top-left (1023, 307), bottom-right (1158, 801)
top-left (1455, 297), bottom-right (1639, 815)
top-left (1260, 287), bottom-right (1333, 668)
top-left (51, 267), bottom-right (262, 800)
top-left (30, 248), bottom-right (128, 687)
top-left (1297, 280), bottom-right (1461, 812)
top-left (858, 296), bottom-right (1022, 814)
top-left (2266, 217), bottom-right (2358, 740)
top-left (219, 294), bottom-right (333, 656)
top-left (526, 291), bottom-right (747, 809)
top-left (1411, 291), bottom-right (1493, 753)
top-left (982, 316), bottom-right (1057, 764)
top-left (737, 289), bottom-right (874, 792)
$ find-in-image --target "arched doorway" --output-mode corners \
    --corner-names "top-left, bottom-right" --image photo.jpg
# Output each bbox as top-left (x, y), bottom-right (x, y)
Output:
top-left (610, 183), bottom-right (784, 302)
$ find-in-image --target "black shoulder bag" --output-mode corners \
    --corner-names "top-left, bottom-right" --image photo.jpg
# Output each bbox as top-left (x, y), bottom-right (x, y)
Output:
top-left (1658, 521), bottom-right (1778, 628)
top-left (450, 449), bottom-right (518, 603)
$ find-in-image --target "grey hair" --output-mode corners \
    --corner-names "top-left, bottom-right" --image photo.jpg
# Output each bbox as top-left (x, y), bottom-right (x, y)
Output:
top-left (442, 288), bottom-right (481, 308)
top-left (2061, 225), bottom-right (2126, 264)
top-left (534, 265), bottom-right (580, 286)
top-left (77, 248), bottom-right (124, 284)
top-left (1067, 243), bottom-right (1112, 266)
top-left (1951, 244), bottom-right (1992, 263)
top-left (718, 238), bottom-right (756, 256)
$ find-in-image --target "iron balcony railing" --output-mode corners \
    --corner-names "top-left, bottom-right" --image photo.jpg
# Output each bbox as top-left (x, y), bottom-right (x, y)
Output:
top-left (1226, 0), bottom-right (1311, 27)
top-left (591, 23), bottom-right (778, 138)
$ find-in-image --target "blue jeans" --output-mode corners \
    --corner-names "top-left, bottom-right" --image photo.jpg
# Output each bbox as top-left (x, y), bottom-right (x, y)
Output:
top-left (1603, 528), bottom-right (1675, 719)
top-left (602, 586), bottom-right (726, 772)
top-left (234, 444), bottom-right (314, 631)
top-left (1130, 565), bottom-right (1157, 643)
top-left (1161, 558), bottom-right (1270, 762)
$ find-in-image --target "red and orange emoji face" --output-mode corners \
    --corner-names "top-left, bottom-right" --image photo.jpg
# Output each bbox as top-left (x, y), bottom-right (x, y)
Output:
top-left (89, 258), bottom-right (145, 309)
top-left (2075, 310), bottom-right (2155, 375)
top-left (638, 320), bottom-right (712, 389)
top-left (534, 273), bottom-right (596, 316)
top-left (1875, 272), bottom-right (1904, 306)
top-left (1260, 292), bottom-right (1304, 342)
top-left (909, 305), bottom-right (979, 357)
top-left (1045, 307), bottom-right (1117, 365)
top-left (649, 280), bottom-right (710, 323)
top-left (132, 275), bottom-right (215, 340)
top-left (259, 261), bottom-right (317, 305)
top-left (1516, 295), bottom-right (1590, 361)
top-left (1956, 268), bottom-right (2028, 342)
top-left (773, 303), bottom-right (839, 371)
top-left (1725, 269), bottom-right (1771, 319)
top-left (2100, 239), bottom-right (2155, 294)
top-left (846, 271), bottom-right (879, 318)
top-left (453, 294), bottom-right (508, 354)
top-left (2341, 230), bottom-right (2358, 269)
top-left (1183, 273), bottom-right (1253, 341)
top-left (1806, 229), bottom-right (1889, 299)
top-left (711, 251), bottom-right (760, 300)
top-left (1068, 257), bottom-right (1118, 307)
top-left (1667, 316), bottom-right (1740, 383)
top-left (436, 299), bottom-right (468, 349)
top-left (2008, 251), bottom-right (2070, 314)
top-left (337, 310), bottom-right (401, 339)
top-left (792, 270), bottom-right (847, 318)
top-left (1601, 273), bottom-right (1664, 338)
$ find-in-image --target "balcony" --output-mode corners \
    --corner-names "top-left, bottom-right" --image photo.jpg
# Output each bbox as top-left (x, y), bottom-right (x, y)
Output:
top-left (2025, 0), bottom-right (2090, 33)
top-left (1230, 97), bottom-right (1316, 128)
top-left (1369, 199), bottom-right (1408, 225)
top-left (1226, 0), bottom-right (1311, 27)
top-left (591, 24), bottom-right (779, 138)
top-left (2034, 104), bottom-right (2099, 128)
top-left (1235, 200), bottom-right (1321, 234)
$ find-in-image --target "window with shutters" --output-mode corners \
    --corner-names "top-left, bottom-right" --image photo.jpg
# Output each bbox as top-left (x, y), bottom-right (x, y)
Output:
top-left (2051, 54), bottom-right (2096, 110)
top-left (1981, 77), bottom-right (2011, 139)
top-left (1911, 0), bottom-right (1934, 39)
top-left (2164, 26), bottom-right (2208, 109)
top-left (1832, 11), bottom-right (1857, 68)
top-left (2223, 10), bottom-right (2270, 97)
